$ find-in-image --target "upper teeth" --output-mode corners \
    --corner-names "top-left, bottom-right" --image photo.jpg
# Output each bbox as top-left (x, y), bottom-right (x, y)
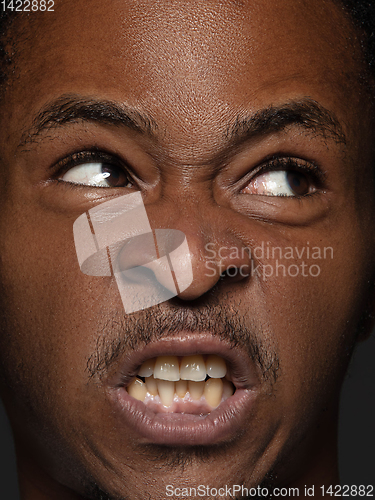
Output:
top-left (137, 354), bottom-right (227, 382)
top-left (128, 354), bottom-right (234, 409)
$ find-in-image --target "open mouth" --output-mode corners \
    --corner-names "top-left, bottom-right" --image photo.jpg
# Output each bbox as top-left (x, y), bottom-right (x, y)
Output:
top-left (107, 334), bottom-right (259, 445)
top-left (126, 354), bottom-right (235, 413)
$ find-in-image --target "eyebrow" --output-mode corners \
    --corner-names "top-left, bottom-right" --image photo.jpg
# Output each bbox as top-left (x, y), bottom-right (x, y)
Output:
top-left (226, 98), bottom-right (346, 146)
top-left (18, 94), bottom-right (346, 150)
top-left (18, 94), bottom-right (158, 148)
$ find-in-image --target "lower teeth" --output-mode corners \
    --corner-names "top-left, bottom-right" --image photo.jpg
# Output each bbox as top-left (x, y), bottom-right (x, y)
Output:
top-left (126, 374), bottom-right (235, 408)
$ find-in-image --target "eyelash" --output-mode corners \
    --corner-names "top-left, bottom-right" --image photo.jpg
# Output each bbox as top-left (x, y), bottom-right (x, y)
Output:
top-left (243, 156), bottom-right (324, 189)
top-left (53, 150), bottom-right (324, 198)
top-left (53, 149), bottom-right (134, 186)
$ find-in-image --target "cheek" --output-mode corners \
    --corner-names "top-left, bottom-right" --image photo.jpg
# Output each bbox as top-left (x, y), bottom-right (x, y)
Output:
top-left (0, 205), bottom-right (110, 407)
top-left (255, 242), bottom-right (366, 412)
top-left (0, 207), bottom-right (132, 482)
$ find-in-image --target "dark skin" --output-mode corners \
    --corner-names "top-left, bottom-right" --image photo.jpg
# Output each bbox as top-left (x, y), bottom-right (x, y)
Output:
top-left (0, 0), bottom-right (375, 499)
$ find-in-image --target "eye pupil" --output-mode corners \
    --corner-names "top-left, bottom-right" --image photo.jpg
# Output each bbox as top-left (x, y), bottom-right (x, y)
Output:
top-left (101, 164), bottom-right (129, 188)
top-left (287, 171), bottom-right (309, 196)
top-left (290, 176), bottom-right (300, 187)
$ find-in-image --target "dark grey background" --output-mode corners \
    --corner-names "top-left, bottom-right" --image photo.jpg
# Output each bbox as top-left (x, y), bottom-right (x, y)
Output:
top-left (0, 333), bottom-right (374, 499)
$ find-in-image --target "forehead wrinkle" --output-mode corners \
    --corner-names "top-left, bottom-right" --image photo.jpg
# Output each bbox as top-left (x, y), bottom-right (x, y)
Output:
top-left (156, 97), bottom-right (348, 168)
top-left (15, 94), bottom-right (348, 171)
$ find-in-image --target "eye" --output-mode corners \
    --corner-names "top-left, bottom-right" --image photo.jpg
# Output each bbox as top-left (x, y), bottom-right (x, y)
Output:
top-left (241, 158), bottom-right (319, 197)
top-left (58, 152), bottom-right (134, 188)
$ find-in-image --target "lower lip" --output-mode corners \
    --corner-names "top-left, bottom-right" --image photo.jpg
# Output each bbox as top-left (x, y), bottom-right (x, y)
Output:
top-left (108, 386), bottom-right (257, 446)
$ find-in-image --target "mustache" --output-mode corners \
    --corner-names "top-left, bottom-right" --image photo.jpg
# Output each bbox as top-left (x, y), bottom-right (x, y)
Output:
top-left (86, 293), bottom-right (280, 385)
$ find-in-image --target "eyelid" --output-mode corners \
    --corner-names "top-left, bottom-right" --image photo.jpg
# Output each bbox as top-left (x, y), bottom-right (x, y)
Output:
top-left (53, 150), bottom-right (124, 174)
top-left (236, 155), bottom-right (326, 199)
top-left (258, 156), bottom-right (324, 179)
top-left (50, 149), bottom-right (139, 190)
top-left (240, 155), bottom-right (325, 189)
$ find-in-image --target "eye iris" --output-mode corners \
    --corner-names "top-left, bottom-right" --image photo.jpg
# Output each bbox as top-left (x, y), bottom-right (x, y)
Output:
top-left (101, 164), bottom-right (129, 188)
top-left (287, 171), bottom-right (309, 196)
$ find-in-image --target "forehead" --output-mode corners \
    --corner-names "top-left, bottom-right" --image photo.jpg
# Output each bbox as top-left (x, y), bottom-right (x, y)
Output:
top-left (5, 0), bottom-right (364, 158)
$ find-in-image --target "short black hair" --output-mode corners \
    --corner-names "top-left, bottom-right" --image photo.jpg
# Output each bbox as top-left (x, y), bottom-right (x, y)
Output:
top-left (0, 1), bottom-right (375, 91)
top-left (0, 9), bottom-right (12, 90)
top-left (339, 0), bottom-right (375, 74)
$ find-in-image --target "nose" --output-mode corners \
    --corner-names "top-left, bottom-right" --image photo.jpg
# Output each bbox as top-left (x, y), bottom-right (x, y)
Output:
top-left (146, 202), bottom-right (252, 301)
top-left (171, 226), bottom-right (251, 301)
top-left (116, 228), bottom-right (193, 297)
top-left (73, 192), bottom-right (252, 311)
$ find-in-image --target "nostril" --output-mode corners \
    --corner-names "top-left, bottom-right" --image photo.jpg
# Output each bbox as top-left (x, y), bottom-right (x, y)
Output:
top-left (220, 264), bottom-right (251, 282)
top-left (175, 253), bottom-right (252, 301)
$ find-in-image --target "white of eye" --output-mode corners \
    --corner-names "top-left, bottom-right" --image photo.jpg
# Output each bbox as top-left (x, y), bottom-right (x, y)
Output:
top-left (61, 163), bottom-right (112, 187)
top-left (246, 171), bottom-right (297, 196)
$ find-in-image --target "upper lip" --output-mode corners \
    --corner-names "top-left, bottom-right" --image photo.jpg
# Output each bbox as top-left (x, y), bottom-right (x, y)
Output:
top-left (106, 332), bottom-right (260, 390)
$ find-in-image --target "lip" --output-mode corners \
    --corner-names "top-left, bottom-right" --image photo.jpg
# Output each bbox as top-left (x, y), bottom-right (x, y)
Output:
top-left (105, 333), bottom-right (260, 446)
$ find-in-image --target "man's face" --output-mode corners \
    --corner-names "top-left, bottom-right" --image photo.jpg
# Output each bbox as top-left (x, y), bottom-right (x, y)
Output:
top-left (0, 0), bottom-right (374, 498)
